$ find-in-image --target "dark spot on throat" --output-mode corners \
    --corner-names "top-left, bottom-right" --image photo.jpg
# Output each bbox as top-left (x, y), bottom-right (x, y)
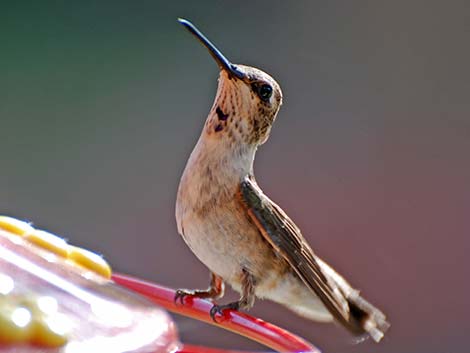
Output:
top-left (214, 124), bottom-right (224, 132)
top-left (216, 106), bottom-right (229, 121)
top-left (252, 118), bottom-right (260, 139)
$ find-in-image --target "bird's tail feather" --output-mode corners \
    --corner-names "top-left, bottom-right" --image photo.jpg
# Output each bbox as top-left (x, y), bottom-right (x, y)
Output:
top-left (347, 290), bottom-right (390, 342)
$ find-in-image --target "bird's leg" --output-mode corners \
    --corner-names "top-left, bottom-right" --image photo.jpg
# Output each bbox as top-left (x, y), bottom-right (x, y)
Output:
top-left (209, 268), bottom-right (256, 322)
top-left (175, 272), bottom-right (225, 304)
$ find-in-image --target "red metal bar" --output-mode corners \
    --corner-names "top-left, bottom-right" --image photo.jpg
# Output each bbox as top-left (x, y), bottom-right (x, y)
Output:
top-left (112, 273), bottom-right (320, 353)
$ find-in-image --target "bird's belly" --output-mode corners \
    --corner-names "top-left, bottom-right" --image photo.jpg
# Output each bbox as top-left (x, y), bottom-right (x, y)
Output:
top-left (182, 217), bottom-right (240, 281)
top-left (179, 200), bottom-right (276, 285)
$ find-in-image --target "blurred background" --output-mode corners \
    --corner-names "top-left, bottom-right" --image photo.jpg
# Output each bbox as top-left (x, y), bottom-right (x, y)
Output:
top-left (1, 1), bottom-right (469, 352)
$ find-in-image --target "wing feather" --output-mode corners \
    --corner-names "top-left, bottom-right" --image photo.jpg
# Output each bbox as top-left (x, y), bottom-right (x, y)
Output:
top-left (240, 176), bottom-right (390, 340)
top-left (240, 176), bottom-right (353, 328)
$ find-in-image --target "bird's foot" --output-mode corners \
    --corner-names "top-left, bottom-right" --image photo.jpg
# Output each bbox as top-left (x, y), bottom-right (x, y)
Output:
top-left (175, 274), bottom-right (225, 304)
top-left (174, 288), bottom-right (221, 304)
top-left (174, 289), bottom-right (198, 304)
top-left (209, 301), bottom-right (240, 322)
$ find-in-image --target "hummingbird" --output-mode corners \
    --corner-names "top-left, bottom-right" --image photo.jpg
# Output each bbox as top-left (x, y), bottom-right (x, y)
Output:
top-left (174, 18), bottom-right (389, 342)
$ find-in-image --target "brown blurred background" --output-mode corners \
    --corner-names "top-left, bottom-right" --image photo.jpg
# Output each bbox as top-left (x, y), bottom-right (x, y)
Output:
top-left (1, 1), bottom-right (469, 352)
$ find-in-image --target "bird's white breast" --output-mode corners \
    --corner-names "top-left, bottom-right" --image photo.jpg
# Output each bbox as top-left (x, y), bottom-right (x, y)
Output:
top-left (175, 134), bottom-right (259, 282)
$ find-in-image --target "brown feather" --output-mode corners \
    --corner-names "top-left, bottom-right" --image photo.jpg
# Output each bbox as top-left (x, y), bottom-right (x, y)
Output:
top-left (239, 175), bottom-right (389, 340)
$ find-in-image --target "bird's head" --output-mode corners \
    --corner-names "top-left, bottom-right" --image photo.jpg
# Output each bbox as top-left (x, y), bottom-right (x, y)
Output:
top-left (179, 19), bottom-right (283, 147)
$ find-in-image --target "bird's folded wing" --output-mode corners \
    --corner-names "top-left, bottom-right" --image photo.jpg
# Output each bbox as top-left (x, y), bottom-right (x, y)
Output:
top-left (239, 175), bottom-right (353, 328)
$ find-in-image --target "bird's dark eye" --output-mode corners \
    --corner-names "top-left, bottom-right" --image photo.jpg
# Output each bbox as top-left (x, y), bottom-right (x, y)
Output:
top-left (258, 84), bottom-right (273, 101)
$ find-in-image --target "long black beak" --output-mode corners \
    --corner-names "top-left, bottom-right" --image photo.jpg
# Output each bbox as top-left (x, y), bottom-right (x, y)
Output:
top-left (178, 18), bottom-right (245, 80)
